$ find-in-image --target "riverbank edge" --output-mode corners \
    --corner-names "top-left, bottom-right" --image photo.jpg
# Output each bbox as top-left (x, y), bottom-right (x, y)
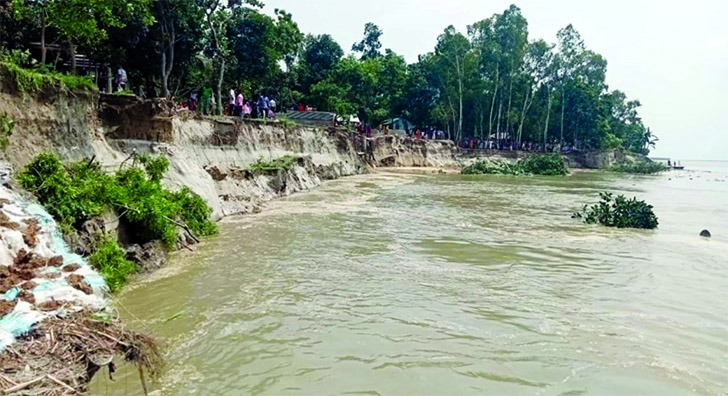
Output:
top-left (0, 91), bottom-right (635, 394)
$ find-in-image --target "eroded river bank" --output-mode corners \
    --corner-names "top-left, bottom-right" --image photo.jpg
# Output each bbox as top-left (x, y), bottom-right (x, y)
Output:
top-left (95, 164), bottom-right (727, 395)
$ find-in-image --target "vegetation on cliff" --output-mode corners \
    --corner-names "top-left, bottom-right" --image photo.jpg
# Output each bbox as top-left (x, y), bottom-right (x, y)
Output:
top-left (0, 50), bottom-right (95, 93)
top-left (611, 161), bottom-right (668, 174)
top-left (573, 192), bottom-right (658, 229)
top-left (462, 154), bottom-right (568, 176)
top-left (0, 111), bottom-right (13, 150)
top-left (18, 153), bottom-right (217, 290)
top-left (248, 155), bottom-right (302, 174)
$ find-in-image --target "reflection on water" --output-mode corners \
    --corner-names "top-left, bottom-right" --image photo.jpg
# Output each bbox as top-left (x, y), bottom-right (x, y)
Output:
top-left (94, 162), bottom-right (728, 396)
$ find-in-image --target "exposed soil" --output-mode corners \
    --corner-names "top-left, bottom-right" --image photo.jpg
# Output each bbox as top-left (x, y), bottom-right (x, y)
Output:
top-left (17, 289), bottom-right (35, 304)
top-left (0, 299), bottom-right (16, 316)
top-left (21, 218), bottom-right (42, 247)
top-left (0, 210), bottom-right (20, 230)
top-left (62, 264), bottom-right (81, 272)
top-left (67, 274), bottom-right (93, 295)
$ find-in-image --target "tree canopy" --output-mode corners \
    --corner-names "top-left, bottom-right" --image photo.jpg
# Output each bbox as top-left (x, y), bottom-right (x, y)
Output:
top-left (0, 1), bottom-right (656, 154)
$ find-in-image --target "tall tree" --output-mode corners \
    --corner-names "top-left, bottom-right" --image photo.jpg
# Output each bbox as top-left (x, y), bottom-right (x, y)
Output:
top-left (352, 22), bottom-right (382, 60)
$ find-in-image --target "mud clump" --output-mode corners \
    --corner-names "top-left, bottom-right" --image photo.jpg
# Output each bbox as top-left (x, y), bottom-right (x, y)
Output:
top-left (67, 274), bottom-right (93, 295)
top-left (62, 264), bottom-right (81, 272)
top-left (0, 210), bottom-right (20, 230)
top-left (37, 299), bottom-right (64, 312)
top-left (18, 289), bottom-right (35, 304)
top-left (22, 218), bottom-right (42, 247)
top-left (0, 299), bottom-right (17, 316)
top-left (47, 255), bottom-right (64, 267)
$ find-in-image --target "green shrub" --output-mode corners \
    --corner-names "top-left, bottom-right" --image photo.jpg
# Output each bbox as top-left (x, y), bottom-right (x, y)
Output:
top-left (248, 155), bottom-right (301, 173)
top-left (573, 192), bottom-right (659, 229)
top-left (19, 153), bottom-right (218, 290)
top-left (89, 238), bottom-right (137, 293)
top-left (519, 153), bottom-right (569, 176)
top-left (18, 153), bottom-right (217, 248)
top-left (462, 154), bottom-right (568, 176)
top-left (0, 112), bottom-right (14, 150)
top-left (611, 161), bottom-right (668, 174)
top-left (462, 159), bottom-right (522, 175)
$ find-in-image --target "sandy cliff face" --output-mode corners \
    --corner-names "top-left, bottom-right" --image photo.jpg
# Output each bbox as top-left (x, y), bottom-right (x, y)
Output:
top-left (1, 93), bottom-right (461, 222)
top-left (369, 135), bottom-right (459, 168)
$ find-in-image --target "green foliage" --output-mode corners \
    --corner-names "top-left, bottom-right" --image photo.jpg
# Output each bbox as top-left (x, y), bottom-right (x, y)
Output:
top-left (0, 49), bottom-right (96, 93)
top-left (137, 154), bottom-right (169, 183)
top-left (18, 153), bottom-right (217, 249)
top-left (247, 155), bottom-right (301, 173)
top-left (611, 161), bottom-right (668, 174)
top-left (519, 153), bottom-right (569, 176)
top-left (573, 192), bottom-right (658, 230)
top-left (0, 112), bottom-right (14, 150)
top-left (462, 154), bottom-right (568, 176)
top-left (462, 159), bottom-right (523, 175)
top-left (89, 237), bottom-right (137, 293)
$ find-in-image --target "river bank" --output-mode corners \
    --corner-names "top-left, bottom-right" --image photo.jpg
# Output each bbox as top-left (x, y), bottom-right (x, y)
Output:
top-left (0, 90), bottom-right (661, 394)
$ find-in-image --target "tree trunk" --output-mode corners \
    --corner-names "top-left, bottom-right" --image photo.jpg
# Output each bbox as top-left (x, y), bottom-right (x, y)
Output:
top-left (40, 10), bottom-right (47, 65)
top-left (505, 77), bottom-right (513, 140)
top-left (488, 71), bottom-right (499, 139)
top-left (161, 24), bottom-right (175, 98)
top-left (517, 88), bottom-right (532, 146)
top-left (69, 41), bottom-right (76, 73)
top-left (560, 84), bottom-right (565, 144)
top-left (216, 57), bottom-right (225, 115)
top-left (496, 103), bottom-right (502, 147)
top-left (544, 88), bottom-right (552, 152)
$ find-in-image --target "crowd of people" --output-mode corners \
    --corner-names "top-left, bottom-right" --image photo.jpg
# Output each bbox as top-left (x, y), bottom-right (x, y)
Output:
top-left (177, 88), bottom-right (279, 120)
top-left (459, 138), bottom-right (575, 153)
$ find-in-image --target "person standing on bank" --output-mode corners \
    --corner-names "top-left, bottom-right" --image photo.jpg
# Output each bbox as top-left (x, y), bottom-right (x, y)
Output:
top-left (116, 65), bottom-right (127, 92)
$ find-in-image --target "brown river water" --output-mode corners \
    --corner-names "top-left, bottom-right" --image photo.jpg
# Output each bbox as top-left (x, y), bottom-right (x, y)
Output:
top-left (92, 162), bottom-right (728, 396)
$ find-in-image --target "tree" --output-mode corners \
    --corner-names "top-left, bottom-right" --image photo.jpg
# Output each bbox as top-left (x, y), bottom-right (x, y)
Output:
top-left (152, 0), bottom-right (202, 98)
top-left (45, 0), bottom-right (153, 71)
top-left (352, 22), bottom-right (383, 60)
top-left (11, 0), bottom-right (51, 64)
top-left (297, 34), bottom-right (343, 96)
top-left (433, 26), bottom-right (473, 140)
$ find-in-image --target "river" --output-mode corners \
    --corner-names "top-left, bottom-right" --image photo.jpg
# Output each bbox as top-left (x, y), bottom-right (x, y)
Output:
top-left (92, 162), bottom-right (728, 396)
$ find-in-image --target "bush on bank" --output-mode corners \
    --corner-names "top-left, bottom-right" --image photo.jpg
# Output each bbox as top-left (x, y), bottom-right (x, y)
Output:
top-left (573, 192), bottom-right (658, 229)
top-left (18, 153), bottom-right (217, 290)
top-left (611, 161), bottom-right (668, 174)
top-left (462, 154), bottom-right (568, 176)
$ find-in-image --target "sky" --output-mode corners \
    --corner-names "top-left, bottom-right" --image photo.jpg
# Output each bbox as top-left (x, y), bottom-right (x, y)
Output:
top-left (264, 0), bottom-right (728, 160)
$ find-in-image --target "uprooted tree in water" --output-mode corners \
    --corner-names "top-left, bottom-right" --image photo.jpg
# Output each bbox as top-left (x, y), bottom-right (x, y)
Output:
top-left (573, 192), bottom-right (659, 230)
top-left (462, 153), bottom-right (569, 176)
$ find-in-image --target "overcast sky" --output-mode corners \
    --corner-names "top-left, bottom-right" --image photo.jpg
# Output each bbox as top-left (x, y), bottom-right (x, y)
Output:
top-left (264, 0), bottom-right (728, 160)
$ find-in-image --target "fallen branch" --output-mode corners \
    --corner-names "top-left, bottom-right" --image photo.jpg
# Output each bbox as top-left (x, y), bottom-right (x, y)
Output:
top-left (46, 374), bottom-right (76, 393)
top-left (2, 376), bottom-right (44, 394)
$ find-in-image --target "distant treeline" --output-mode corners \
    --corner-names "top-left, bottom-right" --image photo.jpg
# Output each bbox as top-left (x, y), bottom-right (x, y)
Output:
top-left (0, 1), bottom-right (655, 153)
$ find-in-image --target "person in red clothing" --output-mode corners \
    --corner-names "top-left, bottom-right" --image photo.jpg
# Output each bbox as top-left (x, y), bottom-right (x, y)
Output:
top-left (298, 102), bottom-right (304, 112)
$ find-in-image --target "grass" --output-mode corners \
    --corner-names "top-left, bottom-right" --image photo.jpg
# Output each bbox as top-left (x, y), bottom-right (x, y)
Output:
top-left (611, 161), bottom-right (668, 174)
top-left (573, 192), bottom-right (659, 229)
top-left (462, 153), bottom-right (568, 176)
top-left (0, 112), bottom-right (13, 150)
top-left (247, 155), bottom-right (302, 174)
top-left (0, 49), bottom-right (96, 94)
top-left (18, 153), bottom-right (218, 291)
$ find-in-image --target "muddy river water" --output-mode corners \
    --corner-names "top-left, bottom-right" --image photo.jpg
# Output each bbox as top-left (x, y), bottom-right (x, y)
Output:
top-left (94, 162), bottom-right (728, 395)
